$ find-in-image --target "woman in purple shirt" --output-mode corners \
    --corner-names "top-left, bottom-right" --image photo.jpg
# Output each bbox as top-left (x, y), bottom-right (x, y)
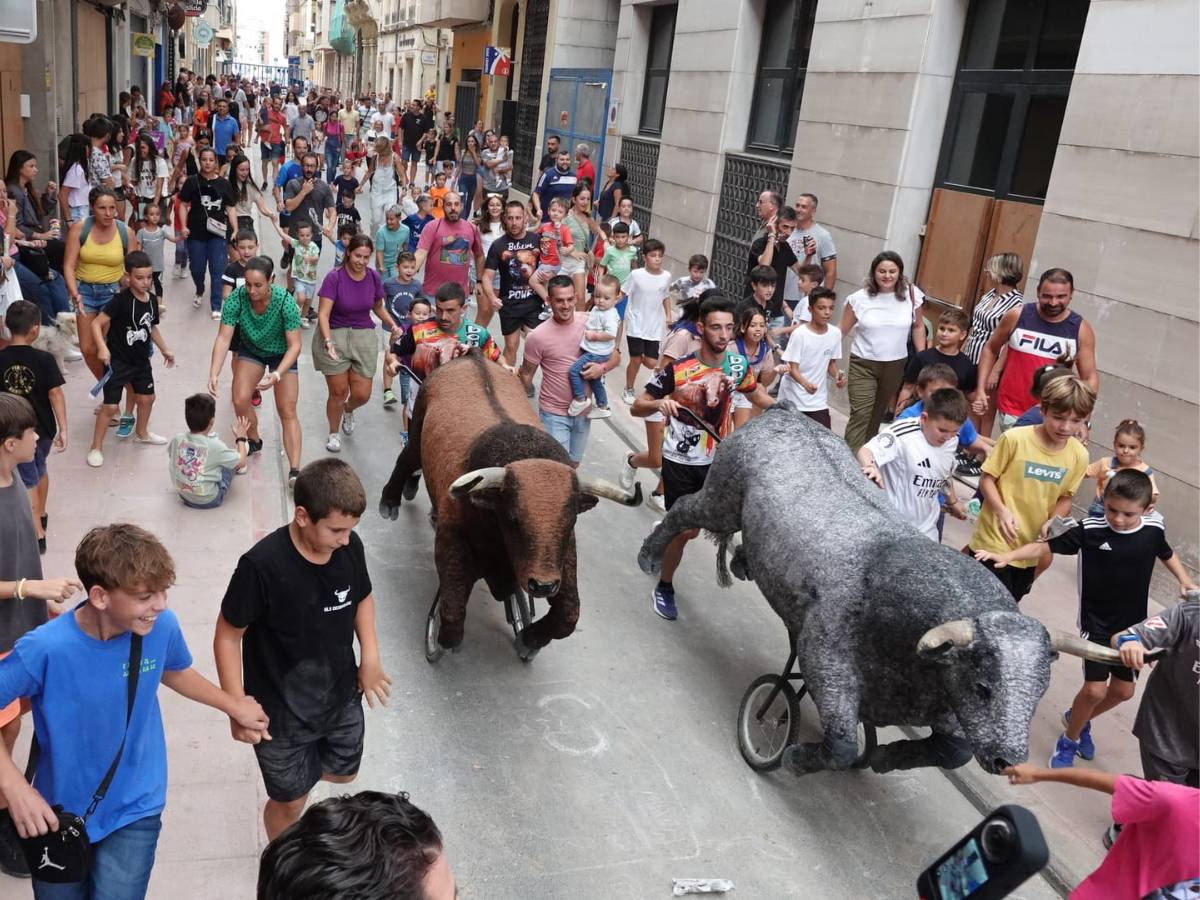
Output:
top-left (314, 233), bottom-right (402, 452)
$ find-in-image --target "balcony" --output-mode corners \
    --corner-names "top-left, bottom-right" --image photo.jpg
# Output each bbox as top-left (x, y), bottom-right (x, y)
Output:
top-left (414, 0), bottom-right (487, 27)
top-left (344, 0), bottom-right (377, 28)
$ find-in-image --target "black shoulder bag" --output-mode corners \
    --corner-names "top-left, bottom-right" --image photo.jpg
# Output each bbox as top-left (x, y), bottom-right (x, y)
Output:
top-left (19, 632), bottom-right (143, 883)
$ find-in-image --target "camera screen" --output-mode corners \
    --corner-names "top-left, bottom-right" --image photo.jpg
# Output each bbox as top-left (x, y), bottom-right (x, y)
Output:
top-left (936, 836), bottom-right (990, 899)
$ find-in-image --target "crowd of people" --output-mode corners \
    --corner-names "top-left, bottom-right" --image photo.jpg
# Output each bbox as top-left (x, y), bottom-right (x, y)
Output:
top-left (0, 67), bottom-right (1195, 898)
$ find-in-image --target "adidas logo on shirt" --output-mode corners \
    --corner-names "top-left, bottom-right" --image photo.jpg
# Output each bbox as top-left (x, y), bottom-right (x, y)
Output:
top-left (1098, 541), bottom-right (1112, 551)
top-left (917, 458), bottom-right (932, 469)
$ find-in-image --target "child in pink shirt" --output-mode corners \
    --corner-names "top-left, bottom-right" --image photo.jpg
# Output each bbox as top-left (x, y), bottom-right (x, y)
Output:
top-left (1005, 764), bottom-right (1199, 899)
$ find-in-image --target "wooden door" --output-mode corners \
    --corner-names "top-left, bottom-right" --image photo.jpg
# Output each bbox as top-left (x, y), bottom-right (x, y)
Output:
top-left (77, 3), bottom-right (109, 118)
top-left (0, 44), bottom-right (23, 168)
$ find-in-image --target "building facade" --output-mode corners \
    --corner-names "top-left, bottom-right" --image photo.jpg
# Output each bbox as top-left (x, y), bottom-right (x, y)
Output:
top-left (602, 0), bottom-right (1198, 565)
top-left (377, 0), bottom-right (444, 106)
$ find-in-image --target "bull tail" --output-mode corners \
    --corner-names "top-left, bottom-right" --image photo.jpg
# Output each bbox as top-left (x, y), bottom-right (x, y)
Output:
top-left (709, 530), bottom-right (734, 588)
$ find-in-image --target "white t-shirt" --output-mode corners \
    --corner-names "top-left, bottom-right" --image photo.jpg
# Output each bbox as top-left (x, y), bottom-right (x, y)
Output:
top-left (783, 222), bottom-right (836, 302)
top-left (624, 268), bottom-right (672, 340)
top-left (846, 286), bottom-right (924, 362)
top-left (135, 157), bottom-right (170, 199)
top-left (63, 163), bottom-right (90, 208)
top-left (863, 418), bottom-right (957, 541)
top-left (581, 306), bottom-right (620, 355)
top-left (607, 216), bottom-right (641, 239)
top-left (779, 323), bottom-right (842, 411)
top-left (789, 293), bottom-right (812, 325)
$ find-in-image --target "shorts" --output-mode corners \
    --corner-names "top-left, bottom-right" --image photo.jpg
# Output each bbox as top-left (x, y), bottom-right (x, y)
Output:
top-left (1081, 631), bottom-right (1137, 683)
top-left (253, 696), bottom-right (365, 802)
top-left (16, 435), bottom-right (52, 488)
top-left (534, 263), bottom-right (558, 279)
top-left (236, 346), bottom-right (299, 373)
top-left (179, 466), bottom-right (235, 510)
top-left (401, 145), bottom-right (420, 163)
top-left (1140, 744), bottom-right (1199, 786)
top-left (102, 359), bottom-right (154, 405)
top-left (260, 142), bottom-right (273, 158)
top-left (78, 280), bottom-right (121, 314)
top-left (499, 298), bottom-right (544, 336)
top-left (292, 277), bottom-right (318, 300)
top-left (312, 326), bottom-right (379, 378)
top-left (626, 336), bottom-right (659, 360)
top-left (997, 411), bottom-right (1019, 432)
top-left (802, 408), bottom-right (832, 428)
top-left (559, 255), bottom-right (586, 277)
top-left (971, 551), bottom-right (1036, 602)
top-left (662, 457), bottom-right (710, 510)
top-left (0, 652), bottom-right (17, 727)
top-left (539, 410), bottom-right (591, 464)
top-left (270, 142), bottom-right (286, 161)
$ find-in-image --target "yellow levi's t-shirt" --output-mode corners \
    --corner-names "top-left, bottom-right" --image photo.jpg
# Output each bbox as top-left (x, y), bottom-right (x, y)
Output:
top-left (972, 426), bottom-right (1088, 567)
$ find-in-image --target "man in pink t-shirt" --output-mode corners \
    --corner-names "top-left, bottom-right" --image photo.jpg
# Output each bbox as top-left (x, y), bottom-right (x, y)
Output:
top-left (413, 191), bottom-right (485, 298)
top-left (1005, 765), bottom-right (1199, 899)
top-left (521, 277), bottom-right (621, 464)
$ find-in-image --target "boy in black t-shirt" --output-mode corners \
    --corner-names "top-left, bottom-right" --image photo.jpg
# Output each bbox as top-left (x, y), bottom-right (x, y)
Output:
top-left (976, 470), bottom-right (1197, 769)
top-left (87, 251), bottom-right (175, 469)
top-left (896, 307), bottom-right (975, 412)
top-left (214, 459), bottom-right (390, 840)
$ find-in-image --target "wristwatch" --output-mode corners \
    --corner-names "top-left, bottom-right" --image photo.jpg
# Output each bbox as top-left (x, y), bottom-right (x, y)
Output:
top-left (236, 437), bottom-right (249, 444)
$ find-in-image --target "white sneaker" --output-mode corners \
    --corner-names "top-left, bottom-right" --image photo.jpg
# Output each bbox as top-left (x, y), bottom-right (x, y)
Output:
top-left (133, 432), bottom-right (168, 445)
top-left (340, 409), bottom-right (355, 435)
top-left (618, 453), bottom-right (638, 492)
top-left (63, 348), bottom-right (83, 362)
top-left (566, 398), bottom-right (590, 417)
top-left (326, 433), bottom-right (342, 453)
top-left (646, 492), bottom-right (667, 514)
top-left (621, 388), bottom-right (635, 405)
top-left (299, 317), bottom-right (312, 329)
top-left (588, 406), bottom-right (613, 419)
top-left (211, 310), bottom-right (221, 320)
top-left (192, 293), bottom-right (203, 308)
top-left (86, 449), bottom-right (104, 468)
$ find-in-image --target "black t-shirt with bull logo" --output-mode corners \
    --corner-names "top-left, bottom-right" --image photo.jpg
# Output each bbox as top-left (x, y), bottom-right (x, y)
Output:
top-left (220, 526), bottom-right (372, 734)
top-left (644, 350), bottom-right (756, 466)
top-left (179, 174), bottom-right (236, 237)
top-left (485, 231), bottom-right (540, 306)
top-left (102, 289), bottom-right (160, 368)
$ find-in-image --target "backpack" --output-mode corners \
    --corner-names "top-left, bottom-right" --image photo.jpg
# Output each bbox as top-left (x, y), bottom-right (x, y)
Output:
top-left (80, 217), bottom-right (129, 254)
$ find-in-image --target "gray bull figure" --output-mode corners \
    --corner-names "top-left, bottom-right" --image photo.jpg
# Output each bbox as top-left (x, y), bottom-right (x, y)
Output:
top-left (638, 401), bottom-right (1115, 776)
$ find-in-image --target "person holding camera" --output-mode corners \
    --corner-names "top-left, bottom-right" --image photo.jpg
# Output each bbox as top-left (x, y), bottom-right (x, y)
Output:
top-left (1004, 763), bottom-right (1198, 899)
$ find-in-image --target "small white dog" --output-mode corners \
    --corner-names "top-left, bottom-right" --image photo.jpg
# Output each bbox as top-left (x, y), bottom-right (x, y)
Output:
top-left (32, 311), bottom-right (81, 375)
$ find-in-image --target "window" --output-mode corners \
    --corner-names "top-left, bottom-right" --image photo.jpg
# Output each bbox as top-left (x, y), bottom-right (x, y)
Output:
top-left (746, 0), bottom-right (816, 154)
top-left (937, 0), bottom-right (1089, 202)
top-left (638, 4), bottom-right (676, 136)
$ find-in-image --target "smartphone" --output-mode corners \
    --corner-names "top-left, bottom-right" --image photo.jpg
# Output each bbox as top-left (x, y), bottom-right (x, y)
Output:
top-left (917, 805), bottom-right (1048, 900)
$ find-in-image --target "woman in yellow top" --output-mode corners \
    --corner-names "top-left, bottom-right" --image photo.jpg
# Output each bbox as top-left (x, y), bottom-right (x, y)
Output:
top-left (64, 186), bottom-right (140, 380)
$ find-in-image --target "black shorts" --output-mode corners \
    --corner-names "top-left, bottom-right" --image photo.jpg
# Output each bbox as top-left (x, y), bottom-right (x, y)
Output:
top-left (626, 336), bottom-right (660, 360)
top-left (253, 696), bottom-right (365, 802)
top-left (1081, 631), bottom-right (1137, 683)
top-left (102, 359), bottom-right (154, 405)
top-left (499, 298), bottom-right (544, 336)
top-left (662, 457), bottom-right (710, 511)
top-left (973, 553), bottom-right (1036, 602)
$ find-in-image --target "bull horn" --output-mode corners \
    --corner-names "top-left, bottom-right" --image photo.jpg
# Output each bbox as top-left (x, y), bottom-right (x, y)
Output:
top-left (577, 476), bottom-right (643, 507)
top-left (449, 467), bottom-right (506, 499)
top-left (916, 619), bottom-right (976, 654)
top-left (1049, 630), bottom-right (1123, 665)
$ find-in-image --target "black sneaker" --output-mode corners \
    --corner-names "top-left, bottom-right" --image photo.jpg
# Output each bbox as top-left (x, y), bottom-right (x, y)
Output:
top-left (0, 808), bottom-right (30, 878)
top-left (247, 438), bottom-right (264, 456)
top-left (956, 454), bottom-right (983, 477)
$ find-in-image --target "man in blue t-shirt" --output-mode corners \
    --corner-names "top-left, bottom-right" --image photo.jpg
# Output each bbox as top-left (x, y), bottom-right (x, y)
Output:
top-left (531, 149), bottom-right (577, 223)
top-left (0, 525), bottom-right (267, 896)
top-left (211, 98), bottom-right (241, 157)
top-left (273, 136), bottom-right (309, 274)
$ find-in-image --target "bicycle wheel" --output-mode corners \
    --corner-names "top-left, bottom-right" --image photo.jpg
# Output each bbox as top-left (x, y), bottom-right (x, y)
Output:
top-left (508, 590), bottom-right (533, 639)
top-left (737, 674), bottom-right (800, 772)
top-left (424, 592), bottom-right (445, 663)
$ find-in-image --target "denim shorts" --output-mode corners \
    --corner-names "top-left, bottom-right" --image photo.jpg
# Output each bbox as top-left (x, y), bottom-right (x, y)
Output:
top-left (17, 436), bottom-right (52, 488)
top-left (236, 347), bottom-right (299, 373)
top-left (292, 278), bottom-right (318, 299)
top-left (78, 280), bottom-right (121, 314)
top-left (401, 145), bottom-right (420, 163)
top-left (539, 410), bottom-right (591, 464)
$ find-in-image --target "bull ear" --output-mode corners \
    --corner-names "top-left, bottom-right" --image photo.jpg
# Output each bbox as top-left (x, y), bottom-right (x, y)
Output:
top-left (578, 494), bottom-right (600, 513)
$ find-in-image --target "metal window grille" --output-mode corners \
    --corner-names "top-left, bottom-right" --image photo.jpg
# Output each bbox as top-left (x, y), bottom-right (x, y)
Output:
top-left (512, 0), bottom-right (549, 193)
top-left (618, 137), bottom-right (659, 236)
top-left (710, 153), bottom-right (790, 296)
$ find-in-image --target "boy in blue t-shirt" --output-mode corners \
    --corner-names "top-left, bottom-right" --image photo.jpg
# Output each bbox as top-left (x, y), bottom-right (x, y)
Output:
top-left (897, 363), bottom-right (991, 459)
top-left (0, 524), bottom-right (268, 896)
top-left (380, 251), bottom-right (422, 410)
top-left (402, 195), bottom-right (435, 252)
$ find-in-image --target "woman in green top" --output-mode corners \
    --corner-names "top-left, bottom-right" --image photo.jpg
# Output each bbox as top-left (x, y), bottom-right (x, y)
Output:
top-left (564, 182), bottom-right (600, 308)
top-left (207, 256), bottom-right (304, 486)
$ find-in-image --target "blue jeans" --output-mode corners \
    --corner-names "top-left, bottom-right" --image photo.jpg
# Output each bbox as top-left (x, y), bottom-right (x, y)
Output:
top-left (458, 173), bottom-right (477, 219)
top-left (13, 261), bottom-right (71, 324)
top-left (77, 281), bottom-right (120, 315)
top-left (568, 352), bottom-right (611, 407)
top-left (180, 466), bottom-right (235, 509)
top-left (325, 139), bottom-right (342, 181)
top-left (33, 813), bottom-right (162, 900)
top-left (187, 236), bottom-right (227, 311)
top-left (539, 410), bottom-right (591, 464)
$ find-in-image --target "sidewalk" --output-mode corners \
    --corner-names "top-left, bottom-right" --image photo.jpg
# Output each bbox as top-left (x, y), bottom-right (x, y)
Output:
top-left (1, 265), bottom-right (291, 897)
top-left (596, 371), bottom-right (1170, 895)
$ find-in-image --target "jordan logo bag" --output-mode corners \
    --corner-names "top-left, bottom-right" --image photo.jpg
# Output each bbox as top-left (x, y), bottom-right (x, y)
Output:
top-left (18, 633), bottom-right (142, 883)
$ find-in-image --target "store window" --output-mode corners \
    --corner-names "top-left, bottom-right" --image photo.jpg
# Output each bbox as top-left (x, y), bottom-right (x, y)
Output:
top-left (936, 0), bottom-right (1089, 202)
top-left (746, 0), bottom-right (816, 154)
top-left (638, 3), bottom-right (676, 136)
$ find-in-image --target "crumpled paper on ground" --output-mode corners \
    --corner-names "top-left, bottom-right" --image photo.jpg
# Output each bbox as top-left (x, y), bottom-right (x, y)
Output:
top-left (672, 878), bottom-right (734, 896)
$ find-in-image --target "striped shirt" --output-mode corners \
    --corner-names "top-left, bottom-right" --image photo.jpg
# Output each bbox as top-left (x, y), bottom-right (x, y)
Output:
top-left (963, 288), bottom-right (1023, 364)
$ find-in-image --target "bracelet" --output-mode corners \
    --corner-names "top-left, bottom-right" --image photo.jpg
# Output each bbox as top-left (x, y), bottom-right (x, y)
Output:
top-left (236, 437), bottom-right (249, 444)
top-left (15, 578), bottom-right (26, 600)
top-left (1116, 634), bottom-right (1141, 647)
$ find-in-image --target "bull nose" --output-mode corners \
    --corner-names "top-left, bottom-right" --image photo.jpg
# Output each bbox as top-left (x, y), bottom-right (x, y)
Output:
top-left (994, 757), bottom-right (1012, 771)
top-left (527, 579), bottom-right (560, 598)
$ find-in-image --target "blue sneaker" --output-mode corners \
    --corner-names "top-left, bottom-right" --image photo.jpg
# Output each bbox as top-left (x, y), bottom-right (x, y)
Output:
top-left (1049, 733), bottom-right (1079, 768)
top-left (115, 415), bottom-right (135, 438)
top-left (1062, 709), bottom-right (1095, 760)
top-left (652, 583), bottom-right (677, 621)
top-left (399, 431), bottom-right (409, 448)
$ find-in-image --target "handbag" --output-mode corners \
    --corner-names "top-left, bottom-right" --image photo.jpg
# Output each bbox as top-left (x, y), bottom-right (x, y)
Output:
top-left (18, 633), bottom-right (143, 883)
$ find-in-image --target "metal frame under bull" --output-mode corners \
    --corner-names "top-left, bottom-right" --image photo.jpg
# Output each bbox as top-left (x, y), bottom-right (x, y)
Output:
top-left (379, 354), bottom-right (641, 662)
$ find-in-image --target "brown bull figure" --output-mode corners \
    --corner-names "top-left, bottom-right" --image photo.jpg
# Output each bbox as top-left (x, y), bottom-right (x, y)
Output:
top-left (379, 354), bottom-right (641, 659)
